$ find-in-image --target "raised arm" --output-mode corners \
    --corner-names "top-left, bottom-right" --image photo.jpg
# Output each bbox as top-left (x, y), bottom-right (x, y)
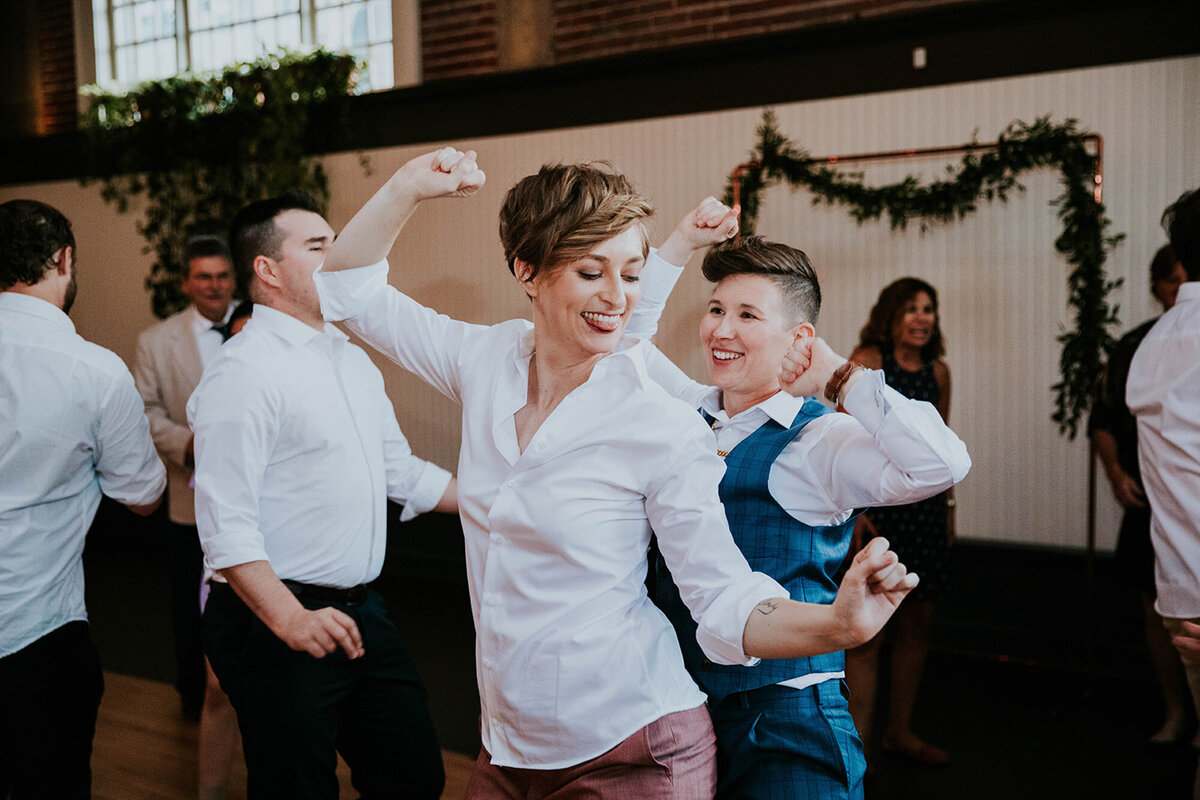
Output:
top-left (323, 147), bottom-right (485, 274)
top-left (779, 336), bottom-right (970, 511)
top-left (628, 197), bottom-right (738, 341)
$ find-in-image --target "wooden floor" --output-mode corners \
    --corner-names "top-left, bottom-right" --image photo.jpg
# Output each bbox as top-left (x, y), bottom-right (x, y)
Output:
top-left (93, 672), bottom-right (475, 799)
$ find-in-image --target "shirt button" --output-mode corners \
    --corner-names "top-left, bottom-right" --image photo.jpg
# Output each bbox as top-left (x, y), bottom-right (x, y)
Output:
top-left (484, 592), bottom-right (498, 605)
top-left (507, 479), bottom-right (515, 488)
top-left (490, 533), bottom-right (505, 545)
top-left (535, 442), bottom-right (546, 452)
top-left (482, 658), bottom-right (494, 670)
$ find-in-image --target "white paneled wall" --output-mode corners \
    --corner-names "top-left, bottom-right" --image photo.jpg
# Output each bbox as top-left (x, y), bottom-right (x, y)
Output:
top-left (4, 56), bottom-right (1196, 549)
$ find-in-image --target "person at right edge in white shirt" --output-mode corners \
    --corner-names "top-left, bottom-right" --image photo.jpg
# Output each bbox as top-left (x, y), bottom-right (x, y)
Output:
top-left (1127, 186), bottom-right (1200, 799)
top-left (627, 216), bottom-right (970, 800)
top-left (315, 147), bottom-right (926, 799)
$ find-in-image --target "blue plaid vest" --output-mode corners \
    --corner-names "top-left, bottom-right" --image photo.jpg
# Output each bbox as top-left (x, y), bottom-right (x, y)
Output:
top-left (652, 398), bottom-right (858, 705)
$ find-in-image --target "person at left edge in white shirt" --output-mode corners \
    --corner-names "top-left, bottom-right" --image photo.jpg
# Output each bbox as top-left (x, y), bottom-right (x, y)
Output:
top-left (187, 192), bottom-right (457, 800)
top-left (1, 199), bottom-right (166, 799)
top-left (315, 148), bottom-right (920, 799)
top-left (627, 230), bottom-right (970, 800)
top-left (133, 234), bottom-right (237, 723)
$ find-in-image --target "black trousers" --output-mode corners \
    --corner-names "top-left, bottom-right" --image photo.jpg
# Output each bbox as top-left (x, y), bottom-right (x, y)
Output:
top-left (203, 583), bottom-right (444, 800)
top-left (0, 621), bottom-right (105, 800)
top-left (167, 521), bottom-right (206, 712)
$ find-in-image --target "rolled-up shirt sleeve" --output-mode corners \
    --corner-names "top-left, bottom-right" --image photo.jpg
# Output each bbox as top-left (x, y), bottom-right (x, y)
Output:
top-left (381, 409), bottom-right (452, 521)
top-left (188, 356), bottom-right (276, 570)
top-left (95, 368), bottom-right (167, 507)
top-left (777, 370), bottom-right (970, 517)
top-left (644, 418), bottom-right (789, 665)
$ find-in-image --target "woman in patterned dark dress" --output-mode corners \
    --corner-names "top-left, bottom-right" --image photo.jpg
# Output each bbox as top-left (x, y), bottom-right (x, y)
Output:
top-left (845, 278), bottom-right (955, 767)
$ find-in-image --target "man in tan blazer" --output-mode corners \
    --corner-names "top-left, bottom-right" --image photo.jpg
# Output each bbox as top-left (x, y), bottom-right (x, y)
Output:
top-left (133, 235), bottom-right (236, 718)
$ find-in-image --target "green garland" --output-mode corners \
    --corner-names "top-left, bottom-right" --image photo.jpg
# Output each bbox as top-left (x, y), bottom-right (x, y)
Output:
top-left (725, 111), bottom-right (1124, 438)
top-left (79, 49), bottom-right (359, 318)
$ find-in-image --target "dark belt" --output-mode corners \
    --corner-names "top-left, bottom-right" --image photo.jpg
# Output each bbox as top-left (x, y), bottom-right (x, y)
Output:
top-left (282, 579), bottom-right (369, 606)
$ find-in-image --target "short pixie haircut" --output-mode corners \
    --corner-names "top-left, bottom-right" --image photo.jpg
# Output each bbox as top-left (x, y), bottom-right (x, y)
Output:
top-left (498, 162), bottom-right (654, 283)
top-left (701, 235), bottom-right (822, 326)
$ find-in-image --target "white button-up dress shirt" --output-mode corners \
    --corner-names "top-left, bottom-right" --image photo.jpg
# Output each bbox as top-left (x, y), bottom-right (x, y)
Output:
top-left (1, 292), bottom-right (166, 657)
top-left (187, 304), bottom-right (451, 588)
top-left (316, 261), bottom-right (788, 769)
top-left (1127, 281), bottom-right (1200, 619)
top-left (629, 255), bottom-right (969, 526)
top-left (628, 255), bottom-right (970, 691)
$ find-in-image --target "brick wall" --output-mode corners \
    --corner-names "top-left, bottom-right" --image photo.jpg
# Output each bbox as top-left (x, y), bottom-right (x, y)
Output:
top-left (421, 0), bottom-right (500, 82)
top-left (36, 0), bottom-right (78, 134)
top-left (422, 0), bottom-right (985, 81)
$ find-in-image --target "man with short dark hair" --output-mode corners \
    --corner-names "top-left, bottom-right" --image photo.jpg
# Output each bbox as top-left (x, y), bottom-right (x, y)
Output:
top-left (0, 199), bottom-right (166, 798)
top-left (133, 233), bottom-right (237, 718)
top-left (1128, 188), bottom-right (1200, 792)
top-left (188, 191), bottom-right (456, 799)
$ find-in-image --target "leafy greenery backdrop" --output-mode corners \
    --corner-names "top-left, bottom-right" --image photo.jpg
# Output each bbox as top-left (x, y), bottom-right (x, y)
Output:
top-left (79, 49), bottom-right (359, 318)
top-left (725, 111), bottom-right (1124, 438)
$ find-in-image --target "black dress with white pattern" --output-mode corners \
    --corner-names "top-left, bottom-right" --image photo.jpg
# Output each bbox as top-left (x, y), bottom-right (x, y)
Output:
top-left (867, 350), bottom-right (951, 603)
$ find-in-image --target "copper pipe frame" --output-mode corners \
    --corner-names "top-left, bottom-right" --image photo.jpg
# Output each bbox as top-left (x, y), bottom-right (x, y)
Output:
top-left (729, 133), bottom-right (1104, 240)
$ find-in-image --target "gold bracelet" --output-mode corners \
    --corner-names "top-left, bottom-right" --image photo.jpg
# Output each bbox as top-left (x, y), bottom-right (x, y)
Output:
top-left (824, 361), bottom-right (863, 406)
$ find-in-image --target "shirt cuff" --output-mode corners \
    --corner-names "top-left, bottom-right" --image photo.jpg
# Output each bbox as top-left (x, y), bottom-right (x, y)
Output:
top-left (839, 369), bottom-right (889, 435)
top-left (644, 248), bottom-right (686, 294)
top-left (314, 259), bottom-right (390, 321)
top-left (695, 571), bottom-right (790, 667)
top-left (397, 462), bottom-right (453, 522)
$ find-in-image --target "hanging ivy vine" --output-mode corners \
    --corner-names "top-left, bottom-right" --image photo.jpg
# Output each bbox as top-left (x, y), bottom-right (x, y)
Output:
top-left (79, 49), bottom-right (360, 318)
top-left (725, 111), bottom-right (1124, 438)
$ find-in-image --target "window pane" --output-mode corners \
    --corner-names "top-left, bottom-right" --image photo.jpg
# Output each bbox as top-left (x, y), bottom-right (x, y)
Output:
top-left (256, 18), bottom-right (278, 50)
top-left (155, 37), bottom-right (177, 74)
top-left (315, 8), bottom-right (345, 49)
top-left (117, 45), bottom-right (137, 81)
top-left (113, 6), bottom-right (134, 46)
top-left (368, 0), bottom-right (390, 43)
top-left (157, 0), bottom-right (177, 39)
top-left (190, 29), bottom-right (211, 71)
top-left (209, 29), bottom-right (235, 70)
top-left (277, 14), bottom-right (302, 48)
top-left (135, 1), bottom-right (158, 41)
top-left (189, 0), bottom-right (210, 29)
top-left (366, 42), bottom-right (392, 90)
top-left (349, 6), bottom-right (367, 47)
top-left (232, 22), bottom-right (257, 59)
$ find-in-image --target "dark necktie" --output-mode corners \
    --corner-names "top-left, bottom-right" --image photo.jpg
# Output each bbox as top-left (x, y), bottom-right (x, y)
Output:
top-left (211, 321), bottom-right (232, 342)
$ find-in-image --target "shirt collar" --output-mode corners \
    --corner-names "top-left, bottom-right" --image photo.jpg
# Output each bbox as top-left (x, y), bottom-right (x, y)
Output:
top-left (703, 388), bottom-right (803, 426)
top-left (189, 303), bottom-right (234, 335)
top-left (0, 291), bottom-right (75, 333)
top-left (1179, 281), bottom-right (1200, 303)
top-left (251, 303), bottom-right (348, 348)
top-left (512, 329), bottom-right (651, 391)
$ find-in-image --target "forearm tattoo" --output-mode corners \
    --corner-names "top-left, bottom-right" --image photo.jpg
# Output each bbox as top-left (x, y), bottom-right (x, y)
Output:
top-left (755, 599), bottom-right (780, 615)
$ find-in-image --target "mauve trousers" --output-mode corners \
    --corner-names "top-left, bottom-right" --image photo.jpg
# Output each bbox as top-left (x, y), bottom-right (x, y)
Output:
top-left (466, 704), bottom-right (717, 799)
